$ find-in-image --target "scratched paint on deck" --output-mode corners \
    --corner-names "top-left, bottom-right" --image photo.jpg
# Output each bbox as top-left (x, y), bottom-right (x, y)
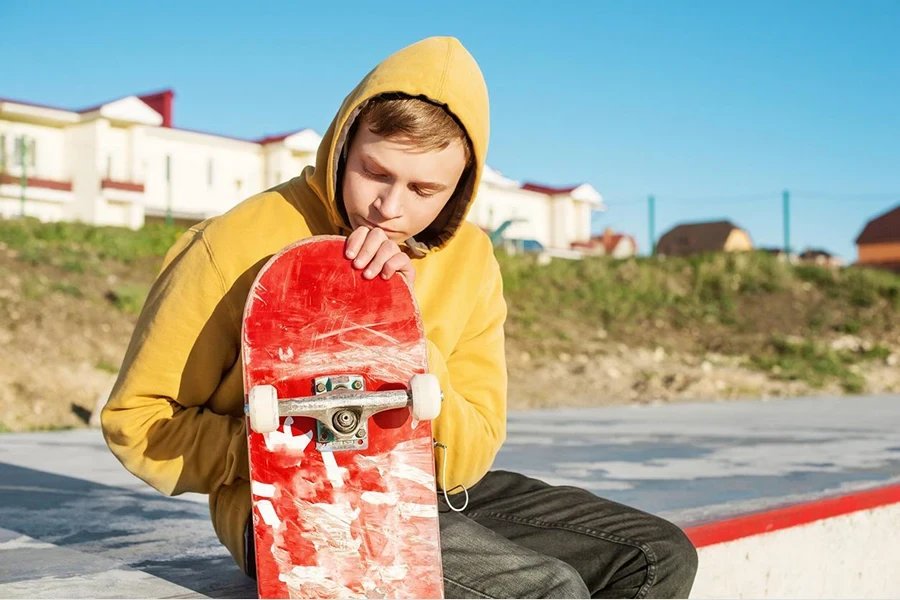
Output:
top-left (242, 236), bottom-right (443, 599)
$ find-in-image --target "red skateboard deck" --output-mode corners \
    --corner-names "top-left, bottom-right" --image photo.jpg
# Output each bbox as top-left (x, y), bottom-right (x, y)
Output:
top-left (242, 236), bottom-right (444, 599)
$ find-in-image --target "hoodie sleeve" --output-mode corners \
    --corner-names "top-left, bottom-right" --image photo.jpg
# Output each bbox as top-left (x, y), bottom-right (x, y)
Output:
top-left (427, 250), bottom-right (508, 492)
top-left (101, 228), bottom-right (249, 497)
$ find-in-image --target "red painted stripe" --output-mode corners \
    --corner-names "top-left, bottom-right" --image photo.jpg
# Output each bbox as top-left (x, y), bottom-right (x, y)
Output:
top-left (0, 173), bottom-right (73, 191)
top-left (684, 483), bottom-right (900, 548)
top-left (101, 178), bottom-right (145, 193)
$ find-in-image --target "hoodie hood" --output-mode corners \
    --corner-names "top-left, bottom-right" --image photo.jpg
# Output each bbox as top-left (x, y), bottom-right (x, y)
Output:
top-left (303, 36), bottom-right (490, 251)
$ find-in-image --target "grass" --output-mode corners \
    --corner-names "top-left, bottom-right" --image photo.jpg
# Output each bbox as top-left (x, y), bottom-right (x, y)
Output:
top-left (6, 215), bottom-right (896, 325)
top-left (51, 281), bottom-right (83, 298)
top-left (0, 216), bottom-right (186, 265)
top-left (107, 283), bottom-right (151, 315)
top-left (498, 248), bottom-right (899, 390)
top-left (499, 248), bottom-right (900, 335)
top-left (748, 337), bottom-right (893, 394)
top-left (95, 359), bottom-right (120, 374)
top-left (0, 216), bottom-right (175, 314)
top-left (749, 337), bottom-right (861, 392)
top-left (3, 217), bottom-right (899, 394)
top-left (21, 276), bottom-right (47, 299)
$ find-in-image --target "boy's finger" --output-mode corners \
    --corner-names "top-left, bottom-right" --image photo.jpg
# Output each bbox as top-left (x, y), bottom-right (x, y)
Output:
top-left (353, 228), bottom-right (387, 268)
top-left (345, 226), bottom-right (369, 259)
top-left (398, 260), bottom-right (416, 285)
top-left (363, 240), bottom-right (399, 279)
top-left (380, 253), bottom-right (410, 281)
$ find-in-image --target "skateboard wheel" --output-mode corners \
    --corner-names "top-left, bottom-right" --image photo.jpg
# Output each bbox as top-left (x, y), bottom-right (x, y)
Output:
top-left (248, 385), bottom-right (280, 433)
top-left (409, 374), bottom-right (442, 421)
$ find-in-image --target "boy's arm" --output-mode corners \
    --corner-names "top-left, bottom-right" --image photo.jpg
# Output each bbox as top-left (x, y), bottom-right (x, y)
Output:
top-left (101, 229), bottom-right (248, 497)
top-left (428, 249), bottom-right (508, 492)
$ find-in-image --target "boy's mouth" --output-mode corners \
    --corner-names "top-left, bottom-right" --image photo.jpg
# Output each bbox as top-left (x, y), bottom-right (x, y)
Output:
top-left (362, 217), bottom-right (402, 235)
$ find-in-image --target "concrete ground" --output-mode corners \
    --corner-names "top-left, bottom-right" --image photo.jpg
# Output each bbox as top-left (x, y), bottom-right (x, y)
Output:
top-left (2, 394), bottom-right (899, 598)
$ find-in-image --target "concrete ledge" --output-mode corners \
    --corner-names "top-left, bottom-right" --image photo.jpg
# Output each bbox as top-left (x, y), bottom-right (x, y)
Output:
top-left (1, 394), bottom-right (898, 598)
top-left (689, 484), bottom-right (900, 598)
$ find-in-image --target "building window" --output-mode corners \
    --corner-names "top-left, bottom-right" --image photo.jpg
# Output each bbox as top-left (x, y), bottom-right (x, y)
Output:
top-left (0, 134), bottom-right (6, 171)
top-left (10, 136), bottom-right (36, 169)
top-left (106, 155), bottom-right (113, 179)
top-left (165, 155), bottom-right (172, 183)
top-left (207, 158), bottom-right (214, 187)
top-left (14, 136), bottom-right (26, 166)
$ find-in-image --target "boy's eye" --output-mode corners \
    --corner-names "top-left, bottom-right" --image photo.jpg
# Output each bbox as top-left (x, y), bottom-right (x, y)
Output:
top-left (363, 164), bottom-right (388, 180)
top-left (413, 186), bottom-right (435, 198)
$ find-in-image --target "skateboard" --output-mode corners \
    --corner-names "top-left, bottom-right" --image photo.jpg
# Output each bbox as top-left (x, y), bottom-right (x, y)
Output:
top-left (242, 236), bottom-right (445, 599)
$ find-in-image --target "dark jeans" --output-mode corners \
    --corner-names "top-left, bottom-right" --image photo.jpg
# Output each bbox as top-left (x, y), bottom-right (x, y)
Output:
top-left (245, 470), bottom-right (698, 599)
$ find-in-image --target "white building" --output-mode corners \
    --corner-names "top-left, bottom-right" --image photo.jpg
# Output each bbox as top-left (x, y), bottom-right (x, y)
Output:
top-left (0, 89), bottom-right (604, 251)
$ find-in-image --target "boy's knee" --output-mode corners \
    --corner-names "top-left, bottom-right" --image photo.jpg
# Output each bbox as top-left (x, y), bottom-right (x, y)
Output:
top-left (444, 555), bottom-right (588, 599)
top-left (540, 560), bottom-right (591, 599)
top-left (649, 518), bottom-right (698, 597)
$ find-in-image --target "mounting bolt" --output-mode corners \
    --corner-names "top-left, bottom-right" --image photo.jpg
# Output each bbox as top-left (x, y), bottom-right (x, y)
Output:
top-left (316, 382), bottom-right (327, 393)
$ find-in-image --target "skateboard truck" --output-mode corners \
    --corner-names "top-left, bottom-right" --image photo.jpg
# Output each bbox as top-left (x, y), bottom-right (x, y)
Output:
top-left (246, 373), bottom-right (442, 451)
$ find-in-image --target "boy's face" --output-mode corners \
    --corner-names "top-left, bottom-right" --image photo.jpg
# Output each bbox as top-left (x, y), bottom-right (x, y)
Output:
top-left (341, 120), bottom-right (468, 243)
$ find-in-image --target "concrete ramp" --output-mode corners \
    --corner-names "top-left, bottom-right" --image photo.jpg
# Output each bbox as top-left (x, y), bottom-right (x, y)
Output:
top-left (1, 394), bottom-right (898, 598)
top-left (0, 433), bottom-right (256, 598)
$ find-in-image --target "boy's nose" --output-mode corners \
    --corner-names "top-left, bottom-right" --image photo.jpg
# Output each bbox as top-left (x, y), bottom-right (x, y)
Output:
top-left (375, 186), bottom-right (404, 219)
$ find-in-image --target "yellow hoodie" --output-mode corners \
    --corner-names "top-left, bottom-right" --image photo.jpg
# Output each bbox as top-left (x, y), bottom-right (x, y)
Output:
top-left (101, 36), bottom-right (507, 573)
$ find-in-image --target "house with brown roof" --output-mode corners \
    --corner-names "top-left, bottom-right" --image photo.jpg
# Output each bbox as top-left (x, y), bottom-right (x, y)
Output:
top-left (758, 247), bottom-right (796, 263)
top-left (855, 204), bottom-right (900, 272)
top-left (799, 248), bottom-right (844, 269)
top-left (655, 220), bottom-right (753, 257)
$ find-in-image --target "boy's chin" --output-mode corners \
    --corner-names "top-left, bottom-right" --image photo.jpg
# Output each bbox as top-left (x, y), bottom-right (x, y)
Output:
top-left (384, 231), bottom-right (410, 243)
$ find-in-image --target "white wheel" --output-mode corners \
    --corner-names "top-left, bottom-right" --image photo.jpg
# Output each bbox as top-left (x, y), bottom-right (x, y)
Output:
top-left (248, 385), bottom-right (280, 433)
top-left (409, 374), bottom-right (442, 421)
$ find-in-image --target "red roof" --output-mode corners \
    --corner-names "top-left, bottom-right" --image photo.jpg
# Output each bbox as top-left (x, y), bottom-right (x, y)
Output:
top-left (0, 95), bottom-right (78, 112)
top-left (137, 90), bottom-right (174, 127)
top-left (167, 125), bottom-right (259, 144)
top-left (255, 131), bottom-right (300, 145)
top-left (77, 89), bottom-right (176, 128)
top-left (572, 230), bottom-right (637, 254)
top-left (0, 89), bottom-right (175, 121)
top-left (521, 182), bottom-right (579, 195)
top-left (3, 89), bottom-right (303, 145)
top-left (602, 233), bottom-right (627, 254)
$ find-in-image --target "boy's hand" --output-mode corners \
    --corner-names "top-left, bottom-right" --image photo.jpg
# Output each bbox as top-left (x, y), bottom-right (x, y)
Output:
top-left (344, 226), bottom-right (416, 286)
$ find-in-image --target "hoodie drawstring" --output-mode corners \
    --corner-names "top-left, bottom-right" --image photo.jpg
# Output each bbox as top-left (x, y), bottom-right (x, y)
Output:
top-left (434, 441), bottom-right (469, 512)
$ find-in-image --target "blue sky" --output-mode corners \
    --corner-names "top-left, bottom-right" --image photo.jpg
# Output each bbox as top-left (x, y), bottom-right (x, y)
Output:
top-left (3, 0), bottom-right (898, 260)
